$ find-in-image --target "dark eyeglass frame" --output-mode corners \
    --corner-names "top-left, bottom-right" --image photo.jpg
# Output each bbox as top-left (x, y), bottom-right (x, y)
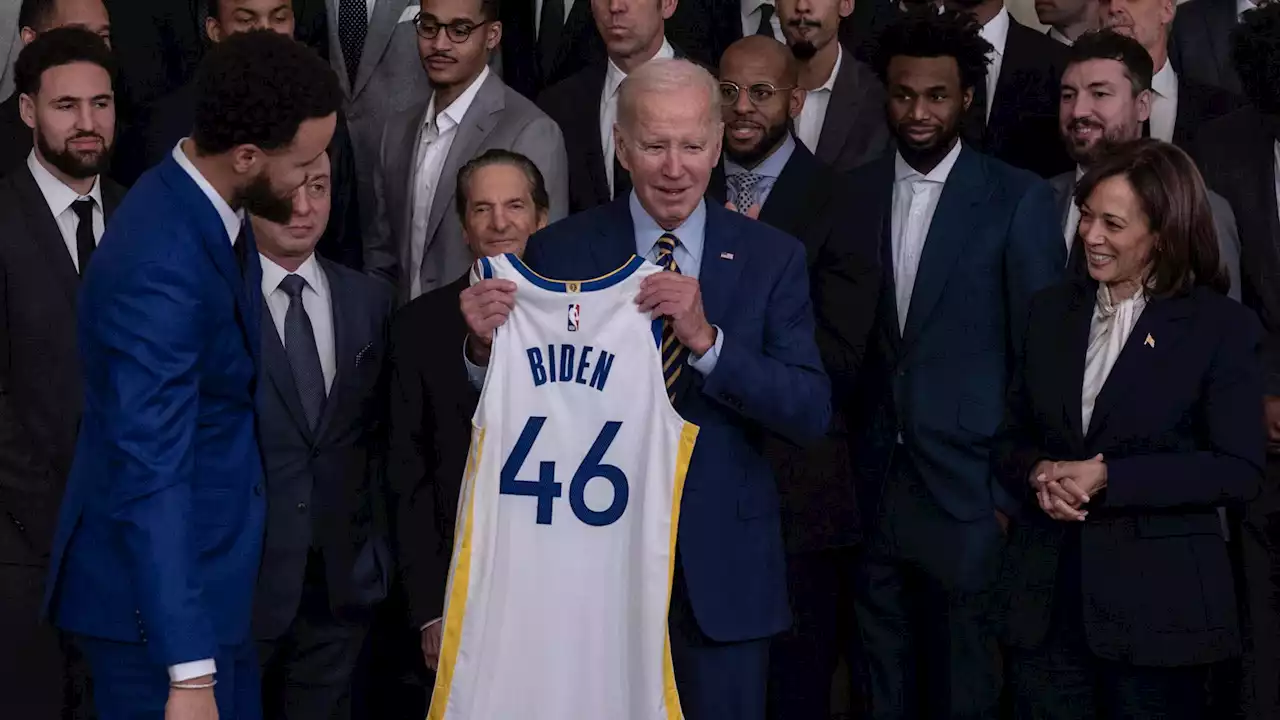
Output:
top-left (718, 81), bottom-right (798, 106)
top-left (413, 12), bottom-right (489, 42)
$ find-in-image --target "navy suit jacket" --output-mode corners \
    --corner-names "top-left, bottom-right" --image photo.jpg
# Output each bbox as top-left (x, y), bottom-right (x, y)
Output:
top-left (522, 197), bottom-right (831, 642)
top-left (44, 155), bottom-right (266, 667)
top-left (850, 145), bottom-right (1064, 523)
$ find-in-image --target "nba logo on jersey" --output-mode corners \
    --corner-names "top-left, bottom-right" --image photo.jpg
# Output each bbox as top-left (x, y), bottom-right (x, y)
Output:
top-left (432, 254), bottom-right (697, 720)
top-left (567, 303), bottom-right (581, 331)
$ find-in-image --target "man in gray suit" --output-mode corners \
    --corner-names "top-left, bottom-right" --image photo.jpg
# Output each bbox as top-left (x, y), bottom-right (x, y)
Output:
top-left (327, 0), bottom-right (432, 239)
top-left (0, 2), bottom-right (21, 99)
top-left (365, 0), bottom-right (568, 300)
top-left (1054, 29), bottom-right (1241, 298)
top-left (776, 0), bottom-right (889, 172)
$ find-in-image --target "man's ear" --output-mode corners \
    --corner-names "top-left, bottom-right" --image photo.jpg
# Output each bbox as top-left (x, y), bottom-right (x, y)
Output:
top-left (18, 93), bottom-right (36, 130)
top-left (230, 144), bottom-right (263, 175)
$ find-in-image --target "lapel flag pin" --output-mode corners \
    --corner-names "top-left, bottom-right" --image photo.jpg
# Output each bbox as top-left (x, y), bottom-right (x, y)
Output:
top-left (1144, 333), bottom-right (1155, 348)
top-left (720, 252), bottom-right (735, 260)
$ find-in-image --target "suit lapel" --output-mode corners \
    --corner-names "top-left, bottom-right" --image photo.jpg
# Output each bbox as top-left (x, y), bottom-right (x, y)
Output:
top-left (815, 48), bottom-right (859, 165)
top-left (1206, 0), bottom-right (1237, 86)
top-left (353, 0), bottom-right (403, 97)
top-left (552, 0), bottom-right (593, 77)
top-left (1058, 282), bottom-right (1093, 444)
top-left (901, 147), bottom-right (988, 346)
top-left (261, 299), bottom-right (314, 444)
top-left (700, 203), bottom-right (745, 327)
top-left (579, 65), bottom-right (611, 206)
top-left (314, 261), bottom-right (358, 442)
top-left (593, 198), bottom-right (639, 272)
top-left (757, 149), bottom-right (818, 250)
top-left (13, 166), bottom-right (79, 308)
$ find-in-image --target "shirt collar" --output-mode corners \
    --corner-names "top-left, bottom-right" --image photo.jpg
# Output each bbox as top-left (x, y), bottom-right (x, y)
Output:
top-left (1152, 59), bottom-right (1178, 99)
top-left (725, 132), bottom-right (796, 179)
top-left (1238, 0), bottom-right (1256, 20)
top-left (260, 250), bottom-right (324, 298)
top-left (427, 65), bottom-right (491, 133)
top-left (1048, 27), bottom-right (1074, 45)
top-left (630, 192), bottom-right (706, 259)
top-left (813, 44), bottom-right (843, 94)
top-left (172, 139), bottom-right (243, 243)
top-left (980, 6), bottom-right (1011, 58)
top-left (894, 140), bottom-right (962, 184)
top-left (742, 0), bottom-right (773, 15)
top-left (26, 149), bottom-right (103, 218)
top-left (606, 38), bottom-right (676, 99)
top-left (1075, 164), bottom-right (1086, 180)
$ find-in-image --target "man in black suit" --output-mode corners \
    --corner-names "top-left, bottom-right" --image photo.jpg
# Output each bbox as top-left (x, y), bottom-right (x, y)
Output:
top-left (0, 27), bottom-right (122, 720)
top-left (0, 0), bottom-right (111, 175)
top-left (1036, 0), bottom-right (1100, 45)
top-left (946, 0), bottom-right (1074, 177)
top-left (538, 0), bottom-right (679, 213)
top-left (777, 0), bottom-right (889, 172)
top-left (714, 35), bottom-right (880, 720)
top-left (501, 0), bottom-right (602, 100)
top-left (1170, 0), bottom-right (1245, 94)
top-left (130, 0), bottom-right (362, 270)
top-left (1190, 7), bottom-right (1280, 718)
top-left (253, 149), bottom-right (392, 720)
top-left (1101, 0), bottom-right (1239, 147)
top-left (387, 149), bottom-right (548, 678)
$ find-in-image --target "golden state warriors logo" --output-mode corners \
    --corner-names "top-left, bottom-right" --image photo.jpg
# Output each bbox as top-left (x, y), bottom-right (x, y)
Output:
top-left (567, 303), bottom-right (581, 332)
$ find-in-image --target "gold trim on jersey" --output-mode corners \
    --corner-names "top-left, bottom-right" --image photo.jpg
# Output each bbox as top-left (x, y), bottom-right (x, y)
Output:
top-left (662, 422), bottom-right (700, 719)
top-left (509, 252), bottom-right (642, 286)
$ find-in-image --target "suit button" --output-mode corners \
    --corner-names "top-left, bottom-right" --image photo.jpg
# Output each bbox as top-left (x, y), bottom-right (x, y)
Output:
top-left (297, 502), bottom-right (307, 513)
top-left (311, 449), bottom-right (321, 459)
top-left (254, 484), bottom-right (264, 496)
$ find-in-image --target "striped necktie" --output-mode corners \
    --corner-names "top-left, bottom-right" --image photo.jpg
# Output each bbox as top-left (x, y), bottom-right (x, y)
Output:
top-left (656, 233), bottom-right (690, 403)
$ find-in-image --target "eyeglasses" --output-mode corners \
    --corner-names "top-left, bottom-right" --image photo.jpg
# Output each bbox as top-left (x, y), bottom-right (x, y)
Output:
top-left (719, 81), bottom-right (797, 106)
top-left (413, 13), bottom-right (487, 42)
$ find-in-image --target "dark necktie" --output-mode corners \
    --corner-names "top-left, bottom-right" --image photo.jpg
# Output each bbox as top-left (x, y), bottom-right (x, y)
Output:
top-left (963, 76), bottom-right (988, 146)
top-left (71, 198), bottom-right (95, 277)
top-left (338, 0), bottom-right (368, 88)
top-left (538, 0), bottom-right (566, 79)
top-left (233, 223), bottom-right (249, 275)
top-left (655, 234), bottom-right (691, 403)
top-left (755, 4), bottom-right (775, 36)
top-left (279, 274), bottom-right (326, 430)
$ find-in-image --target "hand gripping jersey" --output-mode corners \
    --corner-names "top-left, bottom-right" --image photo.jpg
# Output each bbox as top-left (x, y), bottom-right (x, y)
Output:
top-left (429, 253), bottom-right (698, 720)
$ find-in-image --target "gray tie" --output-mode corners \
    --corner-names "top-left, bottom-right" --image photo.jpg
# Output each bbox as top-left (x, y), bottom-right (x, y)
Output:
top-left (731, 172), bottom-right (764, 212)
top-left (279, 274), bottom-right (325, 430)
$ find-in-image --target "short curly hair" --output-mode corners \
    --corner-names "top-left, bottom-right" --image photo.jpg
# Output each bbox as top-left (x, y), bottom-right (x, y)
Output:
top-left (15, 25), bottom-right (115, 98)
top-left (1232, 3), bottom-right (1280, 115)
top-left (192, 29), bottom-right (342, 155)
top-left (870, 8), bottom-right (993, 93)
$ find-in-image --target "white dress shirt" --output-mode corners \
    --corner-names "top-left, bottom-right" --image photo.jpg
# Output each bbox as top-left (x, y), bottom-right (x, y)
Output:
top-left (601, 38), bottom-right (675, 190)
top-left (741, 0), bottom-right (784, 42)
top-left (1238, 0), bottom-right (1257, 19)
top-left (1082, 284), bottom-right (1146, 431)
top-left (535, 0), bottom-right (575, 38)
top-left (364, 0), bottom-right (377, 21)
top-left (409, 65), bottom-right (490, 299)
top-left (1149, 60), bottom-right (1179, 143)
top-left (26, 150), bottom-right (104, 273)
top-left (979, 7), bottom-right (1010, 122)
top-left (890, 141), bottom-right (962, 332)
top-left (260, 253), bottom-right (337, 392)
top-left (1063, 164), bottom-right (1086, 252)
top-left (1048, 27), bottom-right (1074, 46)
top-left (796, 45), bottom-right (843, 153)
top-left (166, 139), bottom-right (247, 684)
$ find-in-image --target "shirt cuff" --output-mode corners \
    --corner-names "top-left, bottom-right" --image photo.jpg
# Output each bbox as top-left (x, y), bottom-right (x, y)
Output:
top-left (168, 659), bottom-right (216, 683)
top-left (421, 617), bottom-right (442, 631)
top-left (463, 336), bottom-right (488, 390)
top-left (688, 326), bottom-right (723, 376)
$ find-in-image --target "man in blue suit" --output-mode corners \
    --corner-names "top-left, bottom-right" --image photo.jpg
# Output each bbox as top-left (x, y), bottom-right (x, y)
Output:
top-left (461, 58), bottom-right (831, 719)
top-left (847, 10), bottom-right (1064, 720)
top-left (43, 30), bottom-right (341, 720)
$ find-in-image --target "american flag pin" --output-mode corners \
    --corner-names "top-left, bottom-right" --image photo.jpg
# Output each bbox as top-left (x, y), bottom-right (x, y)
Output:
top-left (720, 252), bottom-right (734, 260)
top-left (1144, 333), bottom-right (1155, 348)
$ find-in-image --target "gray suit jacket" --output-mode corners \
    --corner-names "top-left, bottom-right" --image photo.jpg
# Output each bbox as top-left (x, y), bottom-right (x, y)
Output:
top-left (0, 5), bottom-right (22, 100)
top-left (815, 48), bottom-right (891, 173)
top-left (366, 70), bottom-right (569, 301)
top-left (1051, 169), bottom-right (1243, 301)
top-left (327, 0), bottom-right (432, 241)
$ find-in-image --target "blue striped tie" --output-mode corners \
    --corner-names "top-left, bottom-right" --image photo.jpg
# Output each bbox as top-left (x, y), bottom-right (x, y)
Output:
top-left (656, 233), bottom-right (690, 402)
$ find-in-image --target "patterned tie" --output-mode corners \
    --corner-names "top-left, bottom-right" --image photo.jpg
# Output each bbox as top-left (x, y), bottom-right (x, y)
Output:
top-left (755, 4), bottom-right (775, 36)
top-left (731, 172), bottom-right (764, 213)
top-left (338, 0), bottom-right (368, 89)
top-left (280, 274), bottom-right (326, 430)
top-left (71, 198), bottom-right (95, 276)
top-left (656, 233), bottom-right (691, 403)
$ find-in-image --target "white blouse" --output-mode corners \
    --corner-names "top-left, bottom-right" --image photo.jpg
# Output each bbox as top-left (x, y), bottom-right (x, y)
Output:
top-left (1082, 284), bottom-right (1147, 432)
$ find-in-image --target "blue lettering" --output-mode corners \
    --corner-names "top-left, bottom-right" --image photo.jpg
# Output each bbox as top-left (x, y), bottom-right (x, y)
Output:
top-left (546, 344), bottom-right (557, 383)
top-left (527, 347), bottom-right (547, 386)
top-left (589, 351), bottom-right (615, 391)
top-left (575, 346), bottom-right (594, 386)
top-left (559, 345), bottom-right (576, 382)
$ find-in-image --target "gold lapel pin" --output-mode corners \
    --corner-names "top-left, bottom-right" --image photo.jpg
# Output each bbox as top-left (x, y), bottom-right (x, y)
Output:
top-left (1144, 333), bottom-right (1155, 348)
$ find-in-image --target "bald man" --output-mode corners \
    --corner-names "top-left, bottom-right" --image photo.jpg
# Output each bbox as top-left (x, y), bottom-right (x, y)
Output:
top-left (712, 36), bottom-right (879, 719)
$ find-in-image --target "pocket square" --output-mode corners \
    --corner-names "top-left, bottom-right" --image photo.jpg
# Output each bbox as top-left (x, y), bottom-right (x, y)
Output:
top-left (354, 341), bottom-right (376, 367)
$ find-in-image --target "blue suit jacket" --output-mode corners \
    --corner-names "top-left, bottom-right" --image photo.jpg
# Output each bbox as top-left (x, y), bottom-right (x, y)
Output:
top-left (44, 155), bottom-right (266, 668)
top-left (849, 145), bottom-right (1064, 523)
top-left (522, 197), bottom-right (830, 642)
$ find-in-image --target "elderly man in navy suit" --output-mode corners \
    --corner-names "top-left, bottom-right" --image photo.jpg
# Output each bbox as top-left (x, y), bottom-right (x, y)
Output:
top-left (460, 57), bottom-right (830, 720)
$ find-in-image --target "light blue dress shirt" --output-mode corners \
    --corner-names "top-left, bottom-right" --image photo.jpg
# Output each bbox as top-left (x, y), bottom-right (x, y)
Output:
top-left (724, 133), bottom-right (796, 209)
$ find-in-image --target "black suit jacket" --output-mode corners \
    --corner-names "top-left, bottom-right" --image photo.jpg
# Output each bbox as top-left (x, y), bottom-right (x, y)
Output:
top-left (968, 18), bottom-right (1073, 179)
top-left (1174, 77), bottom-right (1242, 150)
top-left (500, 0), bottom-right (603, 100)
top-left (0, 165), bottom-right (125, 566)
top-left (1171, 0), bottom-right (1242, 96)
top-left (127, 82), bottom-right (364, 270)
top-left (710, 143), bottom-right (880, 550)
top-left (385, 272), bottom-right (477, 627)
top-left (994, 279), bottom-right (1264, 666)
top-left (0, 94), bottom-right (29, 178)
top-left (253, 258), bottom-right (393, 639)
top-left (815, 50), bottom-right (892, 173)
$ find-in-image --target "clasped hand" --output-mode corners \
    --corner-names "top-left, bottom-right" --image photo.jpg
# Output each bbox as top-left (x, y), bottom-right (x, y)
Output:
top-left (1028, 454), bottom-right (1108, 522)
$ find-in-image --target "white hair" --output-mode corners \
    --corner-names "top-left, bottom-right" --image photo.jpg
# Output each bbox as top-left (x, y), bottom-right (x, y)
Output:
top-left (616, 58), bottom-right (721, 133)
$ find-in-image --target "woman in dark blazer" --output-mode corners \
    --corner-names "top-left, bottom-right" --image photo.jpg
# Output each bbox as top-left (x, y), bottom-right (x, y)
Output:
top-left (993, 139), bottom-right (1265, 719)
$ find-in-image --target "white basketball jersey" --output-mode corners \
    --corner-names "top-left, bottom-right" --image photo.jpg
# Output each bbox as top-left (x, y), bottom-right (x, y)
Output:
top-left (428, 253), bottom-right (698, 720)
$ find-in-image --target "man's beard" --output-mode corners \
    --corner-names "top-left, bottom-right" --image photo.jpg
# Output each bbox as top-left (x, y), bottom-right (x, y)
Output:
top-left (37, 131), bottom-right (111, 179)
top-left (237, 172), bottom-right (295, 225)
top-left (726, 120), bottom-right (792, 168)
top-left (791, 40), bottom-right (818, 60)
top-left (895, 121), bottom-right (962, 170)
top-left (1065, 118), bottom-right (1137, 166)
